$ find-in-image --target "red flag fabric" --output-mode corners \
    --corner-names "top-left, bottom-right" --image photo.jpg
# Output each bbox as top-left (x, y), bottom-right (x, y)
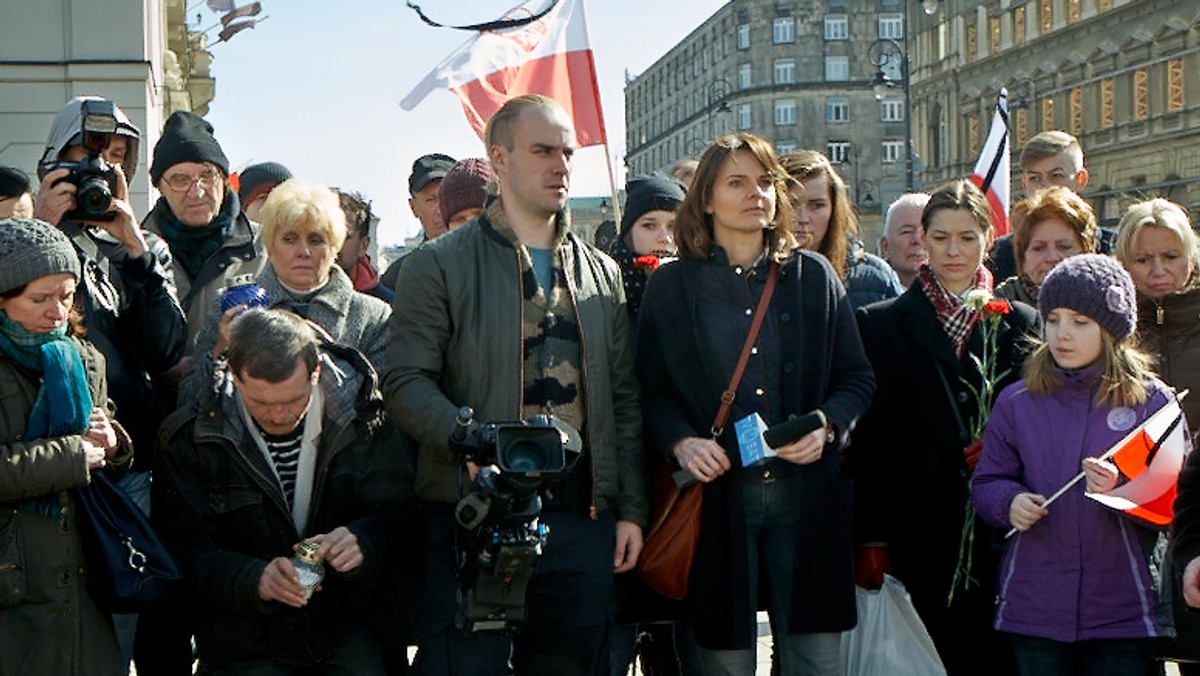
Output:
top-left (1087, 396), bottom-right (1187, 526)
top-left (970, 89), bottom-right (1011, 237)
top-left (221, 2), bottom-right (262, 28)
top-left (401, 0), bottom-right (607, 149)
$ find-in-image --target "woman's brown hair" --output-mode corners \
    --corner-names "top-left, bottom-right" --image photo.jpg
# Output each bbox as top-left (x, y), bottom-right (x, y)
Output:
top-left (921, 179), bottom-right (993, 237)
top-left (675, 133), bottom-right (797, 264)
top-left (1010, 186), bottom-right (1098, 274)
top-left (779, 150), bottom-right (857, 280)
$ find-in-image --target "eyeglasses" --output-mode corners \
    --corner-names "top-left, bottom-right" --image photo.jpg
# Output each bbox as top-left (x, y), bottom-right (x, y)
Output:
top-left (162, 168), bottom-right (221, 193)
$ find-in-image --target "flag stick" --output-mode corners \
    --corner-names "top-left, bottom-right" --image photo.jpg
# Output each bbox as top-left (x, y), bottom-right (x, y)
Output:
top-left (1003, 389), bottom-right (1188, 539)
top-left (602, 141), bottom-right (622, 228)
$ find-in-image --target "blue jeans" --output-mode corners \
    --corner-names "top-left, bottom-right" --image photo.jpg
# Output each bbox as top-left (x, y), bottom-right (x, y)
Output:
top-left (699, 478), bottom-right (841, 676)
top-left (1008, 633), bottom-right (1159, 676)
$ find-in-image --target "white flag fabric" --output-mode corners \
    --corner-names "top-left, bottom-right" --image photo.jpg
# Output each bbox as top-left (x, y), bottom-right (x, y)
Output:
top-left (1086, 396), bottom-right (1187, 526)
top-left (971, 89), bottom-right (1011, 236)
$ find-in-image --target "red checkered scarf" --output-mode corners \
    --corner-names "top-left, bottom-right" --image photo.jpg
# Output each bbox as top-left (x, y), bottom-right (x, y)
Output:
top-left (916, 262), bottom-right (994, 358)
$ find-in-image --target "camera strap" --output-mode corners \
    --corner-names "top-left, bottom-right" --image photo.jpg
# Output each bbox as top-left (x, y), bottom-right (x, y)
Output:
top-left (711, 263), bottom-right (779, 438)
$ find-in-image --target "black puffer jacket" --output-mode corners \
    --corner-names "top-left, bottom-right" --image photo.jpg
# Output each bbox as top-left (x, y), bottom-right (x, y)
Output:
top-left (153, 343), bottom-right (412, 668)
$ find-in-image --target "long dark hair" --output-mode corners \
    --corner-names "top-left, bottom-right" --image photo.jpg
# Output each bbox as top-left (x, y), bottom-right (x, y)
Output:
top-left (780, 150), bottom-right (856, 280)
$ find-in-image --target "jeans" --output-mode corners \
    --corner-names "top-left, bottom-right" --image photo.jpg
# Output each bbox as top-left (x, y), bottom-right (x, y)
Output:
top-left (206, 629), bottom-right (385, 676)
top-left (699, 478), bottom-right (842, 676)
top-left (411, 508), bottom-right (616, 676)
top-left (1008, 633), bottom-right (1159, 676)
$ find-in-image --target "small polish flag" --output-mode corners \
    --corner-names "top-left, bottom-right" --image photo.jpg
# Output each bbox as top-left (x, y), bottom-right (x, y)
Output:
top-left (971, 89), bottom-right (1011, 237)
top-left (401, 0), bottom-right (607, 149)
top-left (1087, 395), bottom-right (1188, 526)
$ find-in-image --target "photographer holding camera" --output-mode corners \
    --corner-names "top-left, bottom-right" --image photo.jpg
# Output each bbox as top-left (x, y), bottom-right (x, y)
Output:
top-left (384, 95), bottom-right (648, 676)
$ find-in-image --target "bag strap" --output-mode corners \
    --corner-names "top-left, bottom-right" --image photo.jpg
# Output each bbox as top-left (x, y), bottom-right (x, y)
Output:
top-left (712, 263), bottom-right (779, 437)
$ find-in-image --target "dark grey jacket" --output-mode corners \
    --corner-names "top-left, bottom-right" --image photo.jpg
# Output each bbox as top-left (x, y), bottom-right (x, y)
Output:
top-left (382, 207), bottom-right (648, 526)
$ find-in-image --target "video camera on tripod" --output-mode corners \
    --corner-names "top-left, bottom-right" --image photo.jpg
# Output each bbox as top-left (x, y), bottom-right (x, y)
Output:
top-left (448, 406), bottom-right (582, 633)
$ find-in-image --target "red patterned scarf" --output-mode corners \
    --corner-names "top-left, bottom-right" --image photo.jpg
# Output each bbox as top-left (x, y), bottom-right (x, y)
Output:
top-left (917, 262), bottom-right (993, 357)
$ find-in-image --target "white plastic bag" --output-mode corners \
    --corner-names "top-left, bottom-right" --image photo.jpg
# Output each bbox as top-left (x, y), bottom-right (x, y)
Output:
top-left (838, 574), bottom-right (947, 676)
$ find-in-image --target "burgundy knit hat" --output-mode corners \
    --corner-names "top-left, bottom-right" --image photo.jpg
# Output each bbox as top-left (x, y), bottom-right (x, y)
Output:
top-left (438, 158), bottom-right (494, 225)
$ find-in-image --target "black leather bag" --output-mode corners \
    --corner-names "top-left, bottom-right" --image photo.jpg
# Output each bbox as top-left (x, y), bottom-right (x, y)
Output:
top-left (74, 471), bottom-right (182, 613)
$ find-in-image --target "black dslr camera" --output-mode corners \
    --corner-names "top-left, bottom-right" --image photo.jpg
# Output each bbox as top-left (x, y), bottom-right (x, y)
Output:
top-left (448, 407), bottom-right (581, 633)
top-left (45, 99), bottom-right (121, 222)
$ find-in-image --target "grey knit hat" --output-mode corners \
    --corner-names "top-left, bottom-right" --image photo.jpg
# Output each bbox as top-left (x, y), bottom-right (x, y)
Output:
top-left (1037, 253), bottom-right (1137, 341)
top-left (0, 218), bottom-right (80, 294)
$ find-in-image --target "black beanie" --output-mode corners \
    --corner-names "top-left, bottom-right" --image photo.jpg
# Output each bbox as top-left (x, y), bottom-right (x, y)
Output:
top-left (620, 174), bottom-right (686, 237)
top-left (237, 161), bottom-right (292, 204)
top-left (0, 165), bottom-right (31, 200)
top-left (150, 111), bottom-right (229, 184)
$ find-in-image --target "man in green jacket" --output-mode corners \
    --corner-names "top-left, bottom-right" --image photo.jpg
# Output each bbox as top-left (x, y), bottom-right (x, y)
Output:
top-left (384, 95), bottom-right (647, 676)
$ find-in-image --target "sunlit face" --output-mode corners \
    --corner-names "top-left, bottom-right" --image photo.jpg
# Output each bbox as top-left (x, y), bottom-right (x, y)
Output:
top-left (160, 161), bottom-right (226, 227)
top-left (234, 359), bottom-right (318, 436)
top-left (1021, 153), bottom-right (1087, 195)
top-left (1023, 217), bottom-right (1084, 285)
top-left (706, 149), bottom-right (775, 240)
top-left (446, 206), bottom-right (483, 231)
top-left (268, 219), bottom-right (336, 291)
top-left (1045, 307), bottom-right (1104, 370)
top-left (925, 208), bottom-right (989, 295)
top-left (491, 106), bottom-right (575, 223)
top-left (627, 209), bottom-right (676, 257)
top-left (337, 226), bottom-right (368, 275)
top-left (881, 204), bottom-right (927, 283)
top-left (0, 273), bottom-right (76, 335)
top-left (0, 193), bottom-right (33, 219)
top-left (792, 174), bottom-right (832, 252)
top-left (409, 179), bottom-right (445, 239)
top-left (1126, 226), bottom-right (1193, 299)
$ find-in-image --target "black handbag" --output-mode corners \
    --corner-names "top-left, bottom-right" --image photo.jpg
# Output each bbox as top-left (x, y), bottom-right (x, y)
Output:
top-left (74, 470), bottom-right (182, 613)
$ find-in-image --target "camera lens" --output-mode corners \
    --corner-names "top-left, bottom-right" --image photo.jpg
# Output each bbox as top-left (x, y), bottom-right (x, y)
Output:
top-left (502, 439), bottom-right (556, 473)
top-left (77, 176), bottom-right (113, 216)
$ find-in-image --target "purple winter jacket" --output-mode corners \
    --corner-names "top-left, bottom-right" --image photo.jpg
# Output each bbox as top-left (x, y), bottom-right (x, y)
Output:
top-left (972, 368), bottom-right (1181, 642)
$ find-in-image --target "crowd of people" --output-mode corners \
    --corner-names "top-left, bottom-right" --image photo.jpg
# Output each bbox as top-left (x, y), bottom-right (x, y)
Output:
top-left (2, 90), bottom-right (1200, 676)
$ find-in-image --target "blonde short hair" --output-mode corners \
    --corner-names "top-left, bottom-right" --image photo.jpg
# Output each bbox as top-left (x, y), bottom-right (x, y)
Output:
top-left (1114, 198), bottom-right (1199, 289)
top-left (258, 178), bottom-right (347, 254)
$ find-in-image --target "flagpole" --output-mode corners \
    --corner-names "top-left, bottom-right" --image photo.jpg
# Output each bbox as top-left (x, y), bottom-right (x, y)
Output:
top-left (1004, 389), bottom-right (1188, 538)
top-left (602, 142), bottom-right (621, 229)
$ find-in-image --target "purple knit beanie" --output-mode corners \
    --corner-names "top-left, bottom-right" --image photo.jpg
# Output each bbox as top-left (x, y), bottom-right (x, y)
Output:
top-left (1037, 253), bottom-right (1137, 341)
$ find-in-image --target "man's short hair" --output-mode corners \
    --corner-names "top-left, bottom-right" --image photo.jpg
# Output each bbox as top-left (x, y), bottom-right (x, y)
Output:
top-left (1019, 131), bottom-right (1084, 172)
top-left (226, 309), bottom-right (319, 382)
top-left (337, 189), bottom-right (373, 239)
top-left (483, 94), bottom-right (561, 152)
top-left (884, 193), bottom-right (931, 236)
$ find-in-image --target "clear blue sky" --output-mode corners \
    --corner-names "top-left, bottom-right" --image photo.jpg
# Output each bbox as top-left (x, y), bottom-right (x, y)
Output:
top-left (202, 0), bottom-right (727, 245)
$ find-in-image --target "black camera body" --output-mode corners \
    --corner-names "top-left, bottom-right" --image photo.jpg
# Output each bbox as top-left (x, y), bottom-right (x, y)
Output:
top-left (45, 99), bottom-right (121, 222)
top-left (449, 408), bottom-right (581, 633)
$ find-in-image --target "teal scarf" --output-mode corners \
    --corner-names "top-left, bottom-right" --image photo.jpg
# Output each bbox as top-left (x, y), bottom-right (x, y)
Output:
top-left (155, 190), bottom-right (240, 279)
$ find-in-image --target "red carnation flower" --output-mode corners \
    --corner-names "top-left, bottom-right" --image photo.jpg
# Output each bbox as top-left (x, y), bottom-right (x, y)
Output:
top-left (633, 255), bottom-right (661, 272)
top-left (984, 299), bottom-right (1012, 315)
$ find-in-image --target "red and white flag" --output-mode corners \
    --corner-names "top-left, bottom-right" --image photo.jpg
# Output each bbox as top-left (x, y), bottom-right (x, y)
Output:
top-left (221, 2), bottom-right (262, 28)
top-left (970, 89), bottom-right (1011, 237)
top-left (401, 0), bottom-right (607, 148)
top-left (1087, 395), bottom-right (1188, 526)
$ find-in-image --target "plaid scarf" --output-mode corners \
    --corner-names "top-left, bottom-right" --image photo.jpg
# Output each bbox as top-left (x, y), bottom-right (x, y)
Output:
top-left (917, 262), bottom-right (993, 357)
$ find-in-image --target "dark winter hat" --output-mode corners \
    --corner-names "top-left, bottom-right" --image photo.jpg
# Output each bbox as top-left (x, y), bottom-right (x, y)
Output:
top-left (620, 174), bottom-right (686, 237)
top-left (438, 158), bottom-right (494, 225)
top-left (1037, 253), bottom-right (1137, 341)
top-left (408, 153), bottom-right (456, 195)
top-left (237, 161), bottom-right (292, 204)
top-left (150, 111), bottom-right (229, 184)
top-left (0, 165), bottom-right (31, 200)
top-left (0, 218), bottom-right (80, 294)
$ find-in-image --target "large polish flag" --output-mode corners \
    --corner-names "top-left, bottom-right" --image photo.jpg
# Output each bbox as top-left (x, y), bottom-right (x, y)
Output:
top-left (970, 89), bottom-right (1011, 237)
top-left (401, 0), bottom-right (607, 149)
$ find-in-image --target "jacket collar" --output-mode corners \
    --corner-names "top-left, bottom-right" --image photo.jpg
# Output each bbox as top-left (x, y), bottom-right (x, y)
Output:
top-left (478, 194), bottom-right (571, 251)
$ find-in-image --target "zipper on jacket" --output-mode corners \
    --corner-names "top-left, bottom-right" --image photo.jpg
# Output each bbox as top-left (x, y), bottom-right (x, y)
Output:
top-left (561, 241), bottom-right (600, 520)
top-left (1156, 301), bottom-right (1164, 325)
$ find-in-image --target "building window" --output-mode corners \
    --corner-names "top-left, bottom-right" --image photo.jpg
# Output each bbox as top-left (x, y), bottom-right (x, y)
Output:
top-left (774, 99), bottom-right (797, 126)
top-left (1133, 68), bottom-right (1148, 121)
top-left (989, 16), bottom-right (1001, 54)
top-left (1014, 6), bottom-right (1026, 45)
top-left (1041, 97), bottom-right (1055, 131)
top-left (773, 17), bottom-right (795, 44)
top-left (968, 115), bottom-right (980, 158)
top-left (737, 23), bottom-right (750, 50)
top-left (1068, 0), bottom-right (1080, 23)
top-left (826, 141), bottom-right (852, 164)
top-left (882, 140), bottom-right (904, 164)
top-left (879, 13), bottom-right (903, 40)
top-left (1101, 79), bottom-right (1114, 128)
top-left (1168, 58), bottom-right (1184, 113)
top-left (881, 99), bottom-right (905, 122)
top-left (826, 98), bottom-right (850, 123)
top-left (1069, 87), bottom-right (1083, 135)
top-left (738, 104), bottom-right (753, 130)
top-left (776, 139), bottom-right (798, 156)
top-left (1098, 0), bottom-right (1111, 10)
top-left (966, 25), bottom-right (977, 63)
top-left (739, 63), bottom-right (753, 89)
top-left (774, 59), bottom-right (796, 84)
top-left (1040, 0), bottom-right (1052, 34)
top-left (824, 14), bottom-right (848, 41)
top-left (825, 56), bottom-right (850, 82)
top-left (1015, 108), bottom-right (1028, 147)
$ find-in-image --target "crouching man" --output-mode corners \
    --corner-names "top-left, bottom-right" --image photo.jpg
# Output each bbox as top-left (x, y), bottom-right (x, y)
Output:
top-left (154, 309), bottom-right (410, 675)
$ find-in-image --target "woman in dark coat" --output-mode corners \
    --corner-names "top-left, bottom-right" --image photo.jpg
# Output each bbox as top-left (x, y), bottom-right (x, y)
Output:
top-left (852, 180), bottom-right (1037, 675)
top-left (637, 133), bottom-right (875, 675)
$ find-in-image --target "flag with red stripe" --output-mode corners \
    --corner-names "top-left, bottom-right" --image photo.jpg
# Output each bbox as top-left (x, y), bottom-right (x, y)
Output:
top-left (970, 89), bottom-right (1011, 237)
top-left (1087, 395), bottom-right (1188, 526)
top-left (401, 0), bottom-right (607, 149)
